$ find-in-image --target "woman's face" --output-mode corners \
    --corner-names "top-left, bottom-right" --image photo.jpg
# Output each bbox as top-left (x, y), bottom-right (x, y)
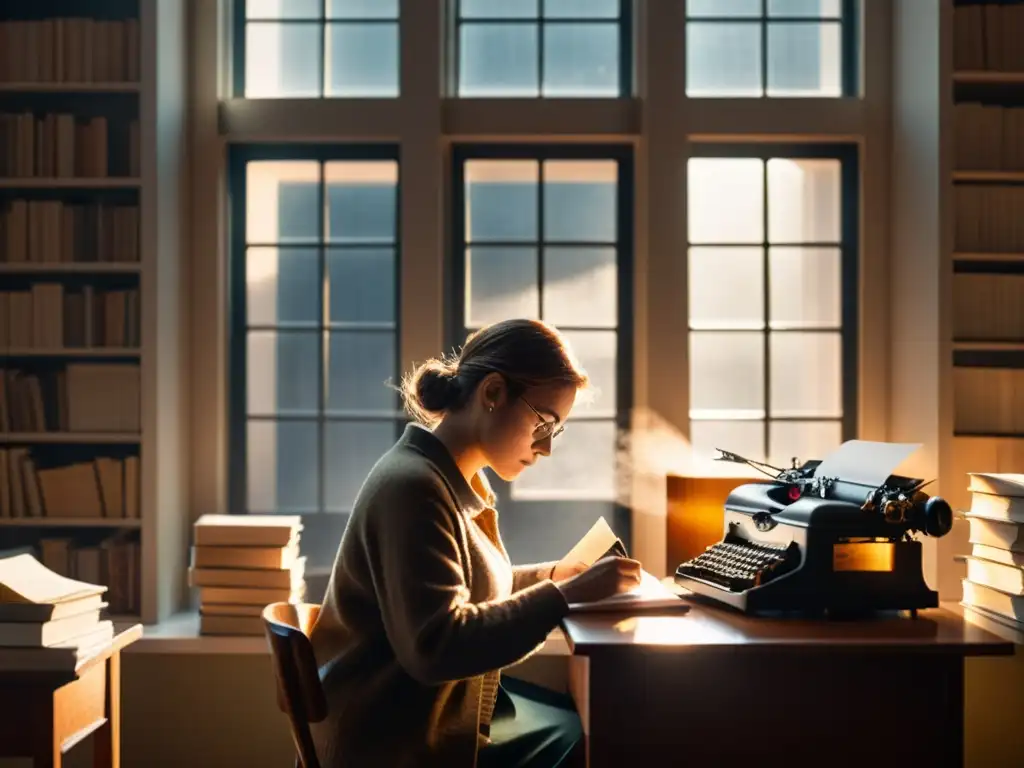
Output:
top-left (477, 376), bottom-right (578, 482)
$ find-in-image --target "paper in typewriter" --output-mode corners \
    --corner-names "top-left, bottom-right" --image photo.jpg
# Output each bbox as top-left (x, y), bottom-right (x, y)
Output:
top-left (812, 440), bottom-right (921, 487)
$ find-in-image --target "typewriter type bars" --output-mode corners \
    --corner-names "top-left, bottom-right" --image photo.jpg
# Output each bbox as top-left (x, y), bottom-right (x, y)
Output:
top-left (677, 539), bottom-right (797, 593)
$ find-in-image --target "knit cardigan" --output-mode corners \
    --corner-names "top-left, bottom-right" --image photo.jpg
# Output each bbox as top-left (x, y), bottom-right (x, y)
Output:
top-left (309, 423), bottom-right (569, 767)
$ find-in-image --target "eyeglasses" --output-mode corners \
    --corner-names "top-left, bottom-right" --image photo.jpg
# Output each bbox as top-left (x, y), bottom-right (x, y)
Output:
top-left (520, 397), bottom-right (564, 441)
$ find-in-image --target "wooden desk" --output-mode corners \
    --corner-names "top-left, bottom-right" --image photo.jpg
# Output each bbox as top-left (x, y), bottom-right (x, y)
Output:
top-left (563, 601), bottom-right (1013, 768)
top-left (0, 624), bottom-right (142, 767)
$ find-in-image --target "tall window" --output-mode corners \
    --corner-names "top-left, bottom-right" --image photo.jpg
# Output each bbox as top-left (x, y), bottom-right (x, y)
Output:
top-left (686, 145), bottom-right (857, 471)
top-left (451, 146), bottom-right (633, 561)
top-left (237, 0), bottom-right (400, 97)
top-left (685, 0), bottom-right (856, 97)
top-left (454, 0), bottom-right (631, 97)
top-left (229, 146), bottom-right (401, 571)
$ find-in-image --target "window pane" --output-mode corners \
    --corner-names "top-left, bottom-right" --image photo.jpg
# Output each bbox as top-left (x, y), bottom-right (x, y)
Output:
top-left (466, 247), bottom-right (539, 327)
top-left (325, 22), bottom-right (399, 97)
top-left (769, 331), bottom-right (841, 418)
top-left (248, 0), bottom-right (320, 19)
top-left (562, 330), bottom-right (617, 415)
top-left (767, 158), bottom-right (841, 243)
top-left (767, 22), bottom-right (842, 97)
top-left (768, 420), bottom-right (842, 468)
top-left (689, 331), bottom-right (765, 418)
top-left (460, 24), bottom-right (539, 97)
top-left (688, 247), bottom-right (764, 330)
top-left (248, 331), bottom-right (320, 415)
top-left (686, 22), bottom-right (762, 97)
top-left (328, 248), bottom-right (396, 324)
top-left (690, 420), bottom-right (765, 465)
top-left (245, 23), bottom-right (322, 98)
top-left (543, 23), bottom-right (619, 97)
top-left (545, 0), bottom-right (619, 18)
top-left (543, 247), bottom-right (617, 328)
top-left (687, 0), bottom-right (762, 17)
top-left (513, 420), bottom-right (617, 500)
top-left (768, 0), bottom-right (842, 17)
top-left (543, 160), bottom-right (617, 242)
top-left (325, 161), bottom-right (398, 244)
top-left (325, 421), bottom-right (396, 510)
top-left (465, 161), bottom-right (538, 242)
top-left (327, 331), bottom-right (396, 411)
top-left (328, 0), bottom-right (399, 19)
top-left (688, 158), bottom-right (764, 244)
top-left (247, 421), bottom-right (319, 511)
top-left (246, 162), bottom-right (320, 244)
top-left (247, 247), bottom-right (320, 326)
top-left (768, 247), bottom-right (841, 329)
top-left (461, 0), bottom-right (539, 18)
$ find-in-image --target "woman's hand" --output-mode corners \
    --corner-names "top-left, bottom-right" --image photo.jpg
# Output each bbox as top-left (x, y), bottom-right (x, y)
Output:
top-left (555, 556), bottom-right (642, 605)
top-left (551, 559), bottom-right (588, 581)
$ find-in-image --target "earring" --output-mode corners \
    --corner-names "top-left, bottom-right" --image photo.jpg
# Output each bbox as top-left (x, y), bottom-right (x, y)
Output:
top-left (487, 405), bottom-right (494, 413)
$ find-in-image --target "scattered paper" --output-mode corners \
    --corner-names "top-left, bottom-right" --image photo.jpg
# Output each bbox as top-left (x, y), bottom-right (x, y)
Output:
top-left (562, 517), bottom-right (621, 568)
top-left (0, 554), bottom-right (106, 605)
top-left (813, 440), bottom-right (921, 488)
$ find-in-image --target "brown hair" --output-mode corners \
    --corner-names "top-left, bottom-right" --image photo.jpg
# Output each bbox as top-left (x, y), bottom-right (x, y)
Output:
top-left (400, 319), bottom-right (590, 427)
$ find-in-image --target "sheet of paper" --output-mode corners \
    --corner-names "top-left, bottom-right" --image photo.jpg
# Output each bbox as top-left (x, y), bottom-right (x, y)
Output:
top-left (812, 440), bottom-right (921, 488)
top-left (568, 570), bottom-right (690, 614)
top-left (562, 517), bottom-right (621, 568)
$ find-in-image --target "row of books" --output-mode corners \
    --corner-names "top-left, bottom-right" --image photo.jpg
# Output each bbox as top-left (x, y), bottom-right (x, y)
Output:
top-left (954, 103), bottom-right (1024, 172)
top-left (0, 364), bottom-right (141, 433)
top-left (0, 286), bottom-right (141, 349)
top-left (37, 534), bottom-right (139, 615)
top-left (0, 113), bottom-right (140, 178)
top-left (0, 553), bottom-right (117, 673)
top-left (0, 18), bottom-right (140, 84)
top-left (1, 450), bottom-right (140, 520)
top-left (189, 514), bottom-right (306, 636)
top-left (953, 368), bottom-right (1024, 436)
top-left (953, 274), bottom-right (1024, 341)
top-left (954, 185), bottom-right (1024, 253)
top-left (959, 473), bottom-right (1024, 638)
top-left (953, 4), bottom-right (1024, 72)
top-left (1, 200), bottom-right (139, 264)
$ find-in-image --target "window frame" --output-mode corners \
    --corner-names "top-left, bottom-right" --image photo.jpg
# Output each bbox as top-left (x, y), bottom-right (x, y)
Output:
top-left (231, 0), bottom-right (401, 98)
top-left (685, 0), bottom-right (859, 98)
top-left (449, 0), bottom-right (635, 99)
top-left (448, 144), bottom-right (635, 549)
top-left (226, 143), bottom-right (403, 517)
top-left (686, 142), bottom-right (860, 461)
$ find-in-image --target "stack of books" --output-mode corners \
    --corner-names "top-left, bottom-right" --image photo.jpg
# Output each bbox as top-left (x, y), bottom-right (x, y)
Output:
top-left (188, 514), bottom-right (306, 636)
top-left (960, 473), bottom-right (1024, 638)
top-left (0, 552), bottom-right (115, 672)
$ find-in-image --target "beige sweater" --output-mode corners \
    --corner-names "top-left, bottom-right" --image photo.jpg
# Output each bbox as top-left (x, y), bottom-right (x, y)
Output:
top-left (309, 424), bottom-right (568, 767)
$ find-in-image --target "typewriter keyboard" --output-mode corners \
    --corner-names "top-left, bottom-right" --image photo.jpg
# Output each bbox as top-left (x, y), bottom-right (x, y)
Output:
top-left (676, 540), bottom-right (797, 593)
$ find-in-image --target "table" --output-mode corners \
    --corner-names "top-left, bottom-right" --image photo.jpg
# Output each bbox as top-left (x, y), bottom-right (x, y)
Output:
top-left (0, 624), bottom-right (142, 767)
top-left (562, 600), bottom-right (1013, 768)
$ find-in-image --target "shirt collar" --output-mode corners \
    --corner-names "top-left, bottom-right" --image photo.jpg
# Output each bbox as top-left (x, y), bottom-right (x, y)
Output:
top-left (399, 423), bottom-right (496, 516)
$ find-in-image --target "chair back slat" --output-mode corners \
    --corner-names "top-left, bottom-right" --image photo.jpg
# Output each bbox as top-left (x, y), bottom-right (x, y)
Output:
top-left (263, 602), bottom-right (328, 768)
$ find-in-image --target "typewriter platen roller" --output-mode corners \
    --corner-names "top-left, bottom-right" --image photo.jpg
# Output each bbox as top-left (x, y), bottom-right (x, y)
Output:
top-left (674, 440), bottom-right (954, 615)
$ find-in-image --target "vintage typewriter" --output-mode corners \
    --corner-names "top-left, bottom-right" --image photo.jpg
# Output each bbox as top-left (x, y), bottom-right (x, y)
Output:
top-left (674, 440), bottom-right (954, 616)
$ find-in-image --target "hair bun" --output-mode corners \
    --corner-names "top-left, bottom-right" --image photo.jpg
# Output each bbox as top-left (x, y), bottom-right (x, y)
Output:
top-left (409, 360), bottom-right (461, 419)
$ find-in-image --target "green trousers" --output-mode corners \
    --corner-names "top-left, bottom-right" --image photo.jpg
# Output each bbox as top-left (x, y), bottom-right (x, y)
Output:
top-left (477, 676), bottom-right (584, 768)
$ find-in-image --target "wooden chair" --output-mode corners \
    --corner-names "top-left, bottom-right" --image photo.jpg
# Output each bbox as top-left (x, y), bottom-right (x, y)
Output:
top-left (262, 602), bottom-right (327, 768)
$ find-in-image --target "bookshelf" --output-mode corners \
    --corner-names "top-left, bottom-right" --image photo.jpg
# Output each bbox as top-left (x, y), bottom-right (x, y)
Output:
top-left (0, 0), bottom-right (188, 625)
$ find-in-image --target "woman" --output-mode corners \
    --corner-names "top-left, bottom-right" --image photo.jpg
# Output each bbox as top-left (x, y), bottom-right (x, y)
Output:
top-left (309, 318), bottom-right (642, 768)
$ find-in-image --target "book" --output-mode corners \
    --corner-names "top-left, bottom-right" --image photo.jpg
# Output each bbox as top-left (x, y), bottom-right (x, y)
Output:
top-left (559, 517), bottom-right (690, 615)
top-left (965, 513), bottom-right (1024, 552)
top-left (193, 514), bottom-right (302, 547)
top-left (964, 556), bottom-right (1024, 596)
top-left (967, 473), bottom-right (1024, 499)
top-left (0, 620), bottom-right (114, 672)
top-left (965, 492), bottom-right (1024, 524)
top-left (0, 552), bottom-right (106, 615)
top-left (0, 608), bottom-right (105, 647)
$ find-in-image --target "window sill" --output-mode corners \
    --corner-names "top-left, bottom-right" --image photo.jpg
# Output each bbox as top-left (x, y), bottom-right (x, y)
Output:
top-left (120, 611), bottom-right (571, 657)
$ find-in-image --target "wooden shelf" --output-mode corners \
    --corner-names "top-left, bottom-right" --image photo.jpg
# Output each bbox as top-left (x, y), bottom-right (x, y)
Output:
top-left (0, 262), bottom-right (141, 274)
top-left (1, 347), bottom-right (141, 358)
top-left (0, 82), bottom-right (140, 93)
top-left (954, 252), bottom-right (1024, 263)
top-left (953, 71), bottom-right (1024, 85)
top-left (953, 341), bottom-right (1024, 352)
top-left (0, 518), bottom-right (141, 528)
top-left (954, 431), bottom-right (1024, 439)
top-left (0, 178), bottom-right (141, 189)
top-left (0, 432), bottom-right (141, 445)
top-left (952, 171), bottom-right (1024, 182)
